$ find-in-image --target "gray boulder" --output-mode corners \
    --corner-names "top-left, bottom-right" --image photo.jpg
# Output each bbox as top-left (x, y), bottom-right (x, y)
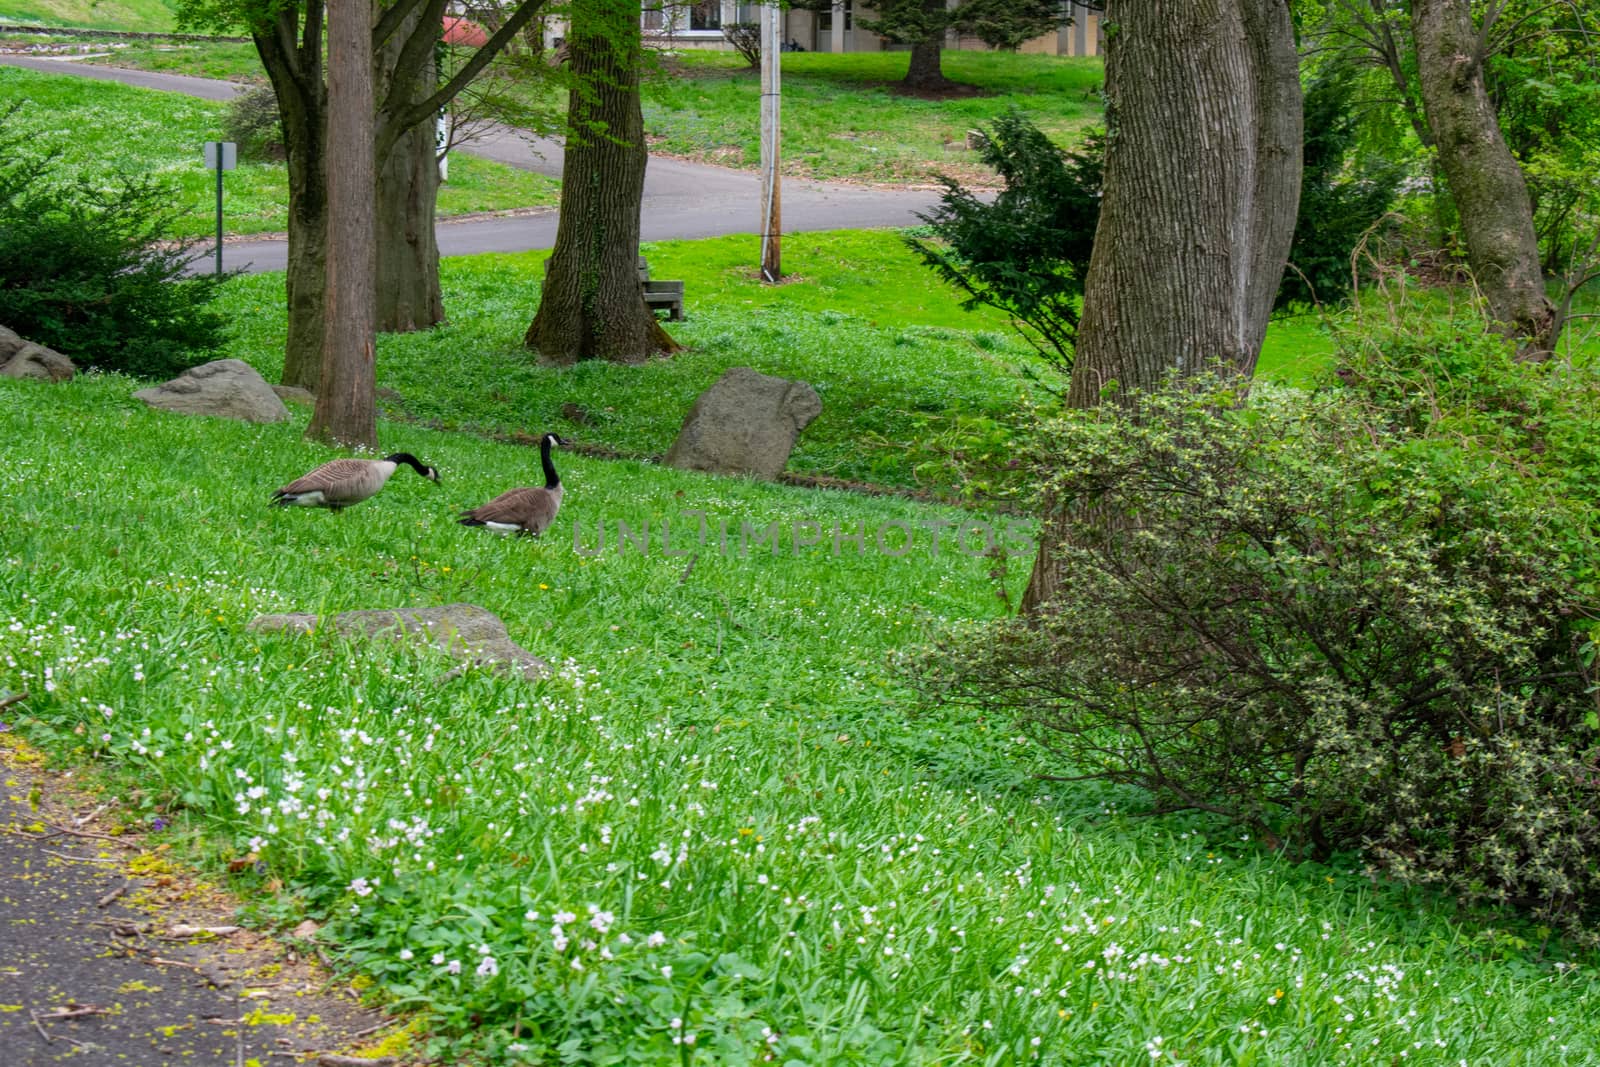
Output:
top-left (0, 326), bottom-right (75, 382)
top-left (247, 603), bottom-right (549, 681)
top-left (663, 366), bottom-right (822, 479)
top-left (134, 359), bottom-right (289, 423)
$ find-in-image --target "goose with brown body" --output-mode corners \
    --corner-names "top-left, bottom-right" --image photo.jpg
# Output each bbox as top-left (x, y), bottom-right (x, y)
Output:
top-left (459, 433), bottom-right (570, 536)
top-left (272, 453), bottom-right (440, 511)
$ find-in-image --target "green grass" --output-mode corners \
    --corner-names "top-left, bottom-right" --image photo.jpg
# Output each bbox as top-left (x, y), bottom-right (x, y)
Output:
top-left (6, 370), bottom-right (1599, 1065)
top-left (215, 231), bottom-right (1061, 499)
top-left (0, 0), bottom-right (177, 31)
top-left (0, 66), bottom-right (558, 237)
top-left (13, 36), bottom-right (1102, 191)
top-left (643, 50), bottom-right (1104, 185)
top-left (81, 37), bottom-right (266, 82)
top-left (212, 228), bottom-right (1344, 499)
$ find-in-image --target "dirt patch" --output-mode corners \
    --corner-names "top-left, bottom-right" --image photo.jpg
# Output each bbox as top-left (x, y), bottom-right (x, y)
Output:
top-left (877, 78), bottom-right (996, 102)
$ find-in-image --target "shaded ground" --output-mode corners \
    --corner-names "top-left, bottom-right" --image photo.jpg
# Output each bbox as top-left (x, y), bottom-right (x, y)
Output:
top-left (0, 733), bottom-right (418, 1066)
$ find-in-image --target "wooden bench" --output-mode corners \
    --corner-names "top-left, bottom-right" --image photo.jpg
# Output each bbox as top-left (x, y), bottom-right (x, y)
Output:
top-left (637, 257), bottom-right (685, 322)
top-left (541, 255), bottom-right (685, 322)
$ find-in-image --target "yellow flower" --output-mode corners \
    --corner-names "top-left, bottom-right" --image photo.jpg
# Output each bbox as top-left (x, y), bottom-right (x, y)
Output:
top-left (539, 583), bottom-right (549, 590)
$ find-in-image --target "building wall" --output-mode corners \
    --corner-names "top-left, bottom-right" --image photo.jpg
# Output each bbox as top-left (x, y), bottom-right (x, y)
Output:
top-left (597, 2), bottom-right (1100, 58)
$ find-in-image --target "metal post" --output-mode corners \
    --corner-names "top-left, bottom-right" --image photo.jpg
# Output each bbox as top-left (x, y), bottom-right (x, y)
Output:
top-left (215, 151), bottom-right (224, 276)
top-left (759, 3), bottom-right (782, 283)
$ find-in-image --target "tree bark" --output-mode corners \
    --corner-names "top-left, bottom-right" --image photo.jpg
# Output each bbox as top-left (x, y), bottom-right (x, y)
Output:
top-left (902, 0), bottom-right (955, 92)
top-left (307, 0), bottom-right (378, 448)
top-left (1020, 0), bottom-right (1303, 612)
top-left (374, 0), bottom-right (444, 333)
top-left (904, 38), bottom-right (953, 91)
top-left (254, 4), bottom-right (328, 393)
top-left (524, 0), bottom-right (680, 364)
top-left (252, 0), bottom-right (553, 390)
top-left (1411, 0), bottom-right (1555, 355)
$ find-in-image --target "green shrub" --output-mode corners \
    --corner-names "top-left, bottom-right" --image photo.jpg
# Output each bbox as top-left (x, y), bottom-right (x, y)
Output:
top-left (223, 86), bottom-right (286, 162)
top-left (0, 105), bottom-right (232, 380)
top-left (914, 312), bottom-right (1600, 940)
top-left (1277, 64), bottom-right (1403, 309)
top-left (906, 110), bottom-right (1102, 374)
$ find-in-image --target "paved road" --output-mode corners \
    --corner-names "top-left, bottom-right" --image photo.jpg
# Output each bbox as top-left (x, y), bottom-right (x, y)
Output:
top-left (2, 54), bottom-right (947, 273)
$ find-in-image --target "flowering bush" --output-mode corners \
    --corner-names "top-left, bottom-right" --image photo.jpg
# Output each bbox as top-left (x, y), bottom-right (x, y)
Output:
top-left (915, 311), bottom-right (1600, 940)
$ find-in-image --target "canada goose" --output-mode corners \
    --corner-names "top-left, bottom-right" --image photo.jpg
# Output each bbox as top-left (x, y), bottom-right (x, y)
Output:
top-left (272, 453), bottom-right (440, 511)
top-left (458, 433), bottom-right (570, 536)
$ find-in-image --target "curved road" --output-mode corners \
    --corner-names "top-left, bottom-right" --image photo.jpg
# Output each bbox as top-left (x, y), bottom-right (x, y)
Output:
top-left (1, 54), bottom-right (947, 273)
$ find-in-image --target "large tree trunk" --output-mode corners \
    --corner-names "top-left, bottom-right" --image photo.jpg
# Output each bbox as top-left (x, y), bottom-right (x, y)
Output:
top-left (375, 121), bottom-right (443, 332)
top-left (524, 0), bottom-right (679, 364)
top-left (375, 1), bottom-right (444, 333)
top-left (904, 38), bottom-right (952, 91)
top-left (1411, 0), bottom-right (1554, 354)
top-left (1020, 0), bottom-right (1303, 612)
top-left (282, 185), bottom-right (329, 392)
top-left (307, 0), bottom-right (378, 448)
top-left (255, 5), bottom-right (329, 393)
top-left (259, 0), bottom-right (554, 389)
top-left (902, 0), bottom-right (955, 92)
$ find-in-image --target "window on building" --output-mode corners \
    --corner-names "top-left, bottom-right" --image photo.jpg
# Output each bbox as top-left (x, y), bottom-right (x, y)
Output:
top-left (689, 0), bottom-right (721, 30)
top-left (734, 2), bottom-right (760, 22)
top-left (817, 1), bottom-right (852, 34)
top-left (642, 1), bottom-right (668, 31)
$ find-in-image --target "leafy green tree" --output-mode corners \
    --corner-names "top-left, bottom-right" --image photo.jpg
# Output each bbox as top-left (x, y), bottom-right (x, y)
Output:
top-left (524, 0), bottom-right (680, 363)
top-left (178, 0), bottom-right (556, 392)
top-left (958, 0), bottom-right (1070, 51)
top-left (0, 108), bottom-right (230, 380)
top-left (792, 0), bottom-right (1067, 90)
top-left (1019, 0), bottom-right (1302, 612)
top-left (1278, 63), bottom-right (1403, 308)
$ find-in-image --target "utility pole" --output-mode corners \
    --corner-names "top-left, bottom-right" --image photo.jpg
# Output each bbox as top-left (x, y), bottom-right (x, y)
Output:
top-left (759, 2), bottom-right (782, 282)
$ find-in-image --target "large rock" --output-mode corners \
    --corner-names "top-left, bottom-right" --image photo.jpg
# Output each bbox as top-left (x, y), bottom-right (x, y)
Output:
top-left (247, 604), bottom-right (549, 681)
top-left (663, 366), bottom-right (822, 479)
top-left (0, 325), bottom-right (75, 382)
top-left (134, 359), bottom-right (289, 423)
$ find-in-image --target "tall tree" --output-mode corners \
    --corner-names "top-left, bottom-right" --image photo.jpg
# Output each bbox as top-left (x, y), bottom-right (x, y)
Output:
top-left (374, 1), bottom-right (442, 333)
top-left (793, 0), bottom-right (1066, 91)
top-left (180, 0), bottom-right (555, 391)
top-left (1411, 0), bottom-right (1556, 352)
top-left (524, 0), bottom-right (680, 364)
top-left (306, 0), bottom-right (378, 448)
top-left (1021, 0), bottom-right (1304, 612)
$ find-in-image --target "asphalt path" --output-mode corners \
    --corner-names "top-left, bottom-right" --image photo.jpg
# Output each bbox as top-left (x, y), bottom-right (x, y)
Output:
top-left (3, 54), bottom-right (948, 273)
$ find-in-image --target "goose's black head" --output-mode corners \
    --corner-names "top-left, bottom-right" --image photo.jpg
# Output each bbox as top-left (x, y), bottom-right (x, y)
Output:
top-left (541, 433), bottom-right (572, 450)
top-left (385, 452), bottom-right (441, 483)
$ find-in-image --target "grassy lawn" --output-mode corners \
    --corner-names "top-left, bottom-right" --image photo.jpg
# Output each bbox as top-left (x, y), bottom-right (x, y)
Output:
top-left (0, 0), bottom-right (177, 30)
top-left (10, 31), bottom-right (1103, 191)
top-left (81, 37), bottom-right (266, 82)
top-left (0, 66), bottom-right (558, 237)
top-left (7, 368), bottom-right (1600, 1064)
top-left (216, 231), bottom-right (1050, 499)
top-left (207, 228), bottom-right (1462, 500)
top-left (643, 50), bottom-right (1104, 185)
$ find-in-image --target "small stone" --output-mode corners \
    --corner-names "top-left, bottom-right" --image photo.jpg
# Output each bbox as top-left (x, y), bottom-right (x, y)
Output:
top-left (248, 604), bottom-right (550, 681)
